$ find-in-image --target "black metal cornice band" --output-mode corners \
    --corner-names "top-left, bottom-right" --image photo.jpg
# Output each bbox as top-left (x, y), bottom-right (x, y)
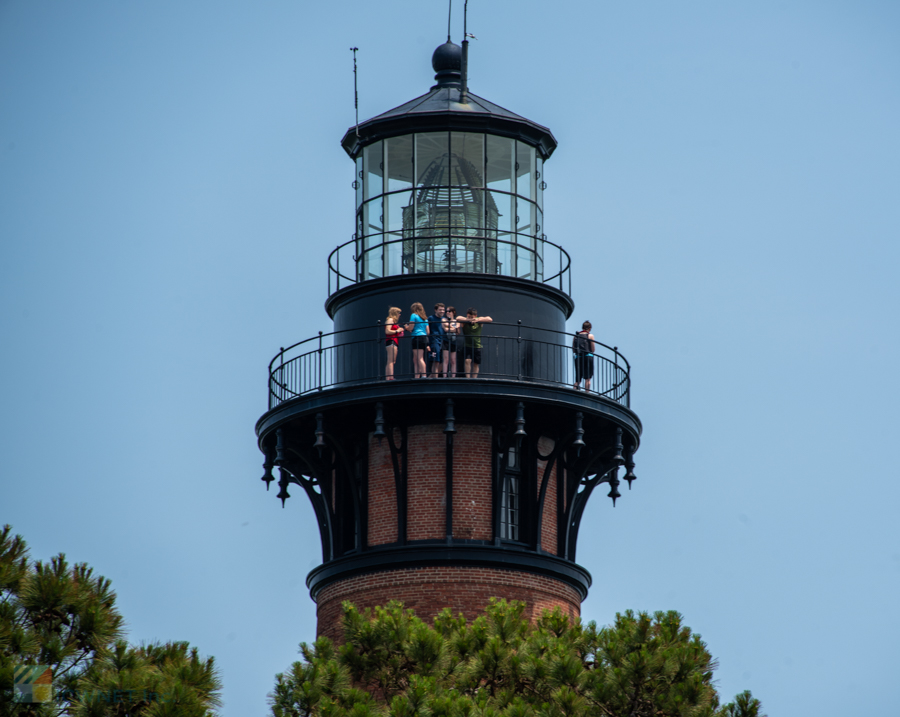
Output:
top-left (325, 273), bottom-right (574, 320)
top-left (341, 113), bottom-right (557, 161)
top-left (256, 379), bottom-right (642, 448)
top-left (305, 544), bottom-right (593, 601)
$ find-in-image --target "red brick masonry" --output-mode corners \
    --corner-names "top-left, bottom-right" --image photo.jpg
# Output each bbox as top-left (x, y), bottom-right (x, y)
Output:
top-left (315, 566), bottom-right (582, 642)
top-left (368, 425), bottom-right (496, 545)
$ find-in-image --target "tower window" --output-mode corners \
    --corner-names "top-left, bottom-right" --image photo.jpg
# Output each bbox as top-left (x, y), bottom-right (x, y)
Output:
top-left (500, 444), bottom-right (520, 540)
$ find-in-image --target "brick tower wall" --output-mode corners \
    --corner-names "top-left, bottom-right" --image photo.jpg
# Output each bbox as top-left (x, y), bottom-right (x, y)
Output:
top-left (315, 566), bottom-right (581, 642)
top-left (316, 425), bottom-right (574, 641)
top-left (368, 425), bottom-right (495, 545)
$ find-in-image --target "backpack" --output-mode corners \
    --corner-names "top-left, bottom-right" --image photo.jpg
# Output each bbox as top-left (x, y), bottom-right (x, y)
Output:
top-left (573, 331), bottom-right (591, 355)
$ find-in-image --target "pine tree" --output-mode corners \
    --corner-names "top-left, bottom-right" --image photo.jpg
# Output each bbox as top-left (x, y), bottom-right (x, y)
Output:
top-left (0, 525), bottom-right (221, 717)
top-left (271, 599), bottom-right (765, 717)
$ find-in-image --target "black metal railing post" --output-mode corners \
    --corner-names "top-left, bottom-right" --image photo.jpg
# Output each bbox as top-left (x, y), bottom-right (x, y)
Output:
top-left (516, 320), bottom-right (522, 381)
top-left (375, 320), bottom-right (381, 381)
top-left (317, 331), bottom-right (323, 391)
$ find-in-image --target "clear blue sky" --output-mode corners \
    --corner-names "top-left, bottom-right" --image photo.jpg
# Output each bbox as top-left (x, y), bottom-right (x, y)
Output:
top-left (2, 1), bottom-right (899, 715)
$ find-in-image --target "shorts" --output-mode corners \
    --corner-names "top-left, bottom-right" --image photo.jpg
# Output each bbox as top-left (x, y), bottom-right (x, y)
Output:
top-left (411, 335), bottom-right (428, 350)
top-left (574, 354), bottom-right (594, 383)
top-left (464, 346), bottom-right (482, 365)
top-left (385, 338), bottom-right (398, 347)
top-left (445, 334), bottom-right (458, 350)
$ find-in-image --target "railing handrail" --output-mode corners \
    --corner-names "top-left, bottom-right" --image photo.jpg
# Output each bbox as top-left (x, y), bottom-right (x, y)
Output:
top-left (267, 320), bottom-right (631, 410)
top-left (326, 233), bottom-right (572, 296)
top-left (269, 320), bottom-right (629, 371)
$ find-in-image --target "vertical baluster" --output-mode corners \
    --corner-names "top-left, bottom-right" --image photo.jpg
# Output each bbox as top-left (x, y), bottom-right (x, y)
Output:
top-left (317, 331), bottom-right (324, 391)
top-left (613, 347), bottom-right (619, 402)
top-left (280, 347), bottom-right (285, 405)
top-left (516, 320), bottom-right (522, 381)
top-left (559, 246), bottom-right (563, 290)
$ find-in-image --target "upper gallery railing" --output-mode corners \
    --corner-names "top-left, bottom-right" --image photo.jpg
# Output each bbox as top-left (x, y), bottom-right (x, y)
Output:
top-left (327, 234), bottom-right (572, 296)
top-left (267, 321), bottom-right (629, 411)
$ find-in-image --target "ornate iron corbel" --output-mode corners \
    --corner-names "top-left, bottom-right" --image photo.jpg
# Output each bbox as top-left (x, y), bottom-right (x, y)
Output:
top-left (261, 443), bottom-right (275, 490)
top-left (444, 398), bottom-right (456, 434)
top-left (572, 412), bottom-right (585, 456)
top-left (623, 446), bottom-right (637, 489)
top-left (276, 467), bottom-right (291, 507)
top-left (514, 402), bottom-right (526, 437)
top-left (374, 402), bottom-right (386, 440)
top-left (313, 413), bottom-right (325, 456)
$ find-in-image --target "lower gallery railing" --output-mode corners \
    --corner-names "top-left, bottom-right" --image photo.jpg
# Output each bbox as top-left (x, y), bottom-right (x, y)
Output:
top-left (267, 322), bottom-right (631, 410)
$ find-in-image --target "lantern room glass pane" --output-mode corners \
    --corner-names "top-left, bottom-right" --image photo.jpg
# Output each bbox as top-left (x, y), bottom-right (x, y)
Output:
top-left (495, 232), bottom-right (514, 277)
top-left (364, 142), bottom-right (383, 201)
top-left (416, 132), bottom-right (449, 187)
top-left (385, 230), bottom-right (403, 276)
top-left (517, 197), bottom-right (536, 238)
top-left (386, 191), bottom-right (411, 233)
top-left (516, 141), bottom-right (535, 201)
top-left (386, 136), bottom-right (414, 192)
top-left (489, 190), bottom-right (513, 233)
top-left (517, 244), bottom-right (535, 280)
top-left (356, 155), bottom-right (364, 208)
top-left (486, 136), bottom-right (514, 194)
top-left (450, 132), bottom-right (484, 188)
top-left (363, 197), bottom-right (382, 235)
top-left (536, 156), bottom-right (543, 210)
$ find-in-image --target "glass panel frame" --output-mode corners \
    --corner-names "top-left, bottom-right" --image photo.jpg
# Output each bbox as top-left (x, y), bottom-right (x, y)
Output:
top-left (386, 136), bottom-right (414, 193)
top-left (363, 141), bottom-right (384, 201)
top-left (486, 135), bottom-right (514, 194)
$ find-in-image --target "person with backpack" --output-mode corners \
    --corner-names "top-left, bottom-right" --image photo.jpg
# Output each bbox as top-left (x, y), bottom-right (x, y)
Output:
top-left (573, 321), bottom-right (596, 391)
top-left (427, 303), bottom-right (447, 378)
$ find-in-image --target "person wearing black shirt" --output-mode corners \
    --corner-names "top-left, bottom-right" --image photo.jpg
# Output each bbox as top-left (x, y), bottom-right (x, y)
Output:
top-left (427, 303), bottom-right (447, 378)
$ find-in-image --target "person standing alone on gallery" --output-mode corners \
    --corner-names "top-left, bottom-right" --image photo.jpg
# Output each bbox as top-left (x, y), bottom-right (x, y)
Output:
top-left (573, 321), bottom-right (596, 391)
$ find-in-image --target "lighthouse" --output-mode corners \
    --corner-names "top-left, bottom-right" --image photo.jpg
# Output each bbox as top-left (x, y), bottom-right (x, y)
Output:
top-left (256, 40), bottom-right (642, 642)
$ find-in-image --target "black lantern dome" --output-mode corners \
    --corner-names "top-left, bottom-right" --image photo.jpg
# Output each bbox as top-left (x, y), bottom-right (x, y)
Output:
top-left (431, 40), bottom-right (462, 86)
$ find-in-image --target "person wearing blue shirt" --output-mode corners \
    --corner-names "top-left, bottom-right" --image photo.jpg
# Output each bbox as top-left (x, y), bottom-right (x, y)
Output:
top-left (405, 302), bottom-right (430, 379)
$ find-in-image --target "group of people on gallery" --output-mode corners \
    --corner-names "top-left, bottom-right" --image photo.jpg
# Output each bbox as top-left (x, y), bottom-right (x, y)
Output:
top-left (383, 303), bottom-right (597, 392)
top-left (384, 303), bottom-right (491, 380)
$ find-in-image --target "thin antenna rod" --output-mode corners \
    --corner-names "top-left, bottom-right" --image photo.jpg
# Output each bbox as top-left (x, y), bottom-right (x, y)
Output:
top-left (460, 0), bottom-right (469, 103)
top-left (447, 0), bottom-right (452, 41)
top-left (351, 47), bottom-right (359, 139)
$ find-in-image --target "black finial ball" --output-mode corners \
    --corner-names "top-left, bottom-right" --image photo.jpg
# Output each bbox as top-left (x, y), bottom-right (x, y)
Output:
top-left (432, 41), bottom-right (462, 73)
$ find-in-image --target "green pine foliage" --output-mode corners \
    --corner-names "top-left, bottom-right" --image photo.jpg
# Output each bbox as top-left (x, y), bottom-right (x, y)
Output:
top-left (0, 525), bottom-right (221, 717)
top-left (271, 600), bottom-right (766, 717)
